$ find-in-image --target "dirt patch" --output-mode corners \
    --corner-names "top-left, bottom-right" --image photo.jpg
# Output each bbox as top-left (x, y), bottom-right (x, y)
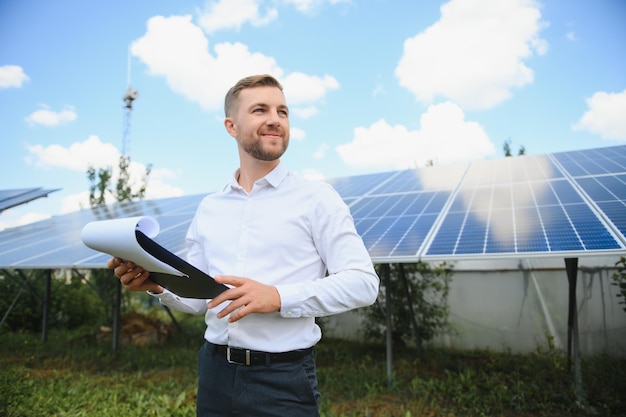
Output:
top-left (98, 312), bottom-right (176, 346)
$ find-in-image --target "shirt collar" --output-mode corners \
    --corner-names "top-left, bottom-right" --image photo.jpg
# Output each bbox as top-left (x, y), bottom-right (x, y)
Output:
top-left (227, 161), bottom-right (288, 192)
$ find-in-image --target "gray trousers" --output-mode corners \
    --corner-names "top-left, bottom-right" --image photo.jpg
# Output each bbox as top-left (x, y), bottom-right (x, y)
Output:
top-left (196, 342), bottom-right (320, 417)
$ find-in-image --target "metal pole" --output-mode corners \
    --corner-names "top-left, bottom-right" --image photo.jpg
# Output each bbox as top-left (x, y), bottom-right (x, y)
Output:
top-left (112, 279), bottom-right (122, 350)
top-left (42, 269), bottom-right (51, 342)
top-left (383, 263), bottom-right (393, 388)
top-left (565, 257), bottom-right (587, 409)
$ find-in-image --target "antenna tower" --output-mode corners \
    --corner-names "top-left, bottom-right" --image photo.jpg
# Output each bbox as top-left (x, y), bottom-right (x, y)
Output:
top-left (122, 46), bottom-right (138, 157)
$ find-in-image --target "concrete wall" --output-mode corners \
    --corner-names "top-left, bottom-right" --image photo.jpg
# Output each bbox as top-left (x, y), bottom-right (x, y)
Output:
top-left (322, 258), bottom-right (626, 357)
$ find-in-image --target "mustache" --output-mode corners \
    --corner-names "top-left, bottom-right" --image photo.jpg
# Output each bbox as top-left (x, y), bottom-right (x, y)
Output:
top-left (261, 127), bottom-right (283, 135)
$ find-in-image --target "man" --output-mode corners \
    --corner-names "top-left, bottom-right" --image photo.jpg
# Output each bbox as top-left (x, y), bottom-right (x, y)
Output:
top-left (108, 74), bottom-right (379, 417)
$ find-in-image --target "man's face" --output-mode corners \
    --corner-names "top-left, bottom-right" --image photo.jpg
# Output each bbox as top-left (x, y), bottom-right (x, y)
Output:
top-left (226, 86), bottom-right (290, 162)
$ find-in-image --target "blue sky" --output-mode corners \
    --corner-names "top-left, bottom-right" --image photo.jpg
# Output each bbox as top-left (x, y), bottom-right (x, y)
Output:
top-left (1, 0), bottom-right (625, 231)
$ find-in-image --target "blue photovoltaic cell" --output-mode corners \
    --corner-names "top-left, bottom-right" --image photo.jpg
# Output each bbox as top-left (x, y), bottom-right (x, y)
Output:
top-left (328, 171), bottom-right (396, 198)
top-left (554, 145), bottom-right (626, 177)
top-left (573, 173), bottom-right (626, 240)
top-left (350, 189), bottom-right (451, 259)
top-left (597, 201), bottom-right (626, 238)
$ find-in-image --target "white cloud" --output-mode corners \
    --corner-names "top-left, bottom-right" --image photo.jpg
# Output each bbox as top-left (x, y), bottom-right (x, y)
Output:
top-left (195, 0), bottom-right (351, 33)
top-left (131, 15), bottom-right (337, 114)
top-left (58, 167), bottom-right (184, 214)
top-left (371, 83), bottom-right (384, 98)
top-left (25, 136), bottom-right (184, 211)
top-left (284, 0), bottom-right (350, 14)
top-left (197, 0), bottom-right (278, 33)
top-left (0, 64), bottom-right (29, 89)
top-left (336, 101), bottom-right (495, 169)
top-left (292, 106), bottom-right (318, 119)
top-left (26, 135), bottom-right (119, 171)
top-left (313, 143), bottom-right (329, 159)
top-left (61, 191), bottom-right (92, 213)
top-left (290, 127), bottom-right (306, 141)
top-left (301, 168), bottom-right (326, 181)
top-left (25, 105), bottom-right (77, 127)
top-left (0, 211), bottom-right (50, 231)
top-left (395, 0), bottom-right (547, 110)
top-left (282, 72), bottom-right (339, 105)
top-left (573, 89), bottom-right (626, 141)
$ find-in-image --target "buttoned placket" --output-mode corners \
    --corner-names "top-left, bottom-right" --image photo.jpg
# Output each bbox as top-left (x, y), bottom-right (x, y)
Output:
top-left (228, 188), bottom-right (257, 340)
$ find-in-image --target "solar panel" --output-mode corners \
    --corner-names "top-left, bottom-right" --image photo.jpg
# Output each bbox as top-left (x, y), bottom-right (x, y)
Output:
top-left (0, 194), bottom-right (206, 269)
top-left (422, 152), bottom-right (625, 260)
top-left (553, 145), bottom-right (626, 176)
top-left (330, 163), bottom-right (468, 261)
top-left (0, 145), bottom-right (625, 269)
top-left (0, 187), bottom-right (60, 212)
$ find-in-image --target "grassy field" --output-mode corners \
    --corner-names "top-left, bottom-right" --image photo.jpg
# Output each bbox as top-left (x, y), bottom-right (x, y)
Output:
top-left (1, 321), bottom-right (625, 417)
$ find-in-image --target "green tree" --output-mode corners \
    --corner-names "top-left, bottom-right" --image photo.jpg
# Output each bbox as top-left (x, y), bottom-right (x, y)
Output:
top-left (612, 257), bottom-right (626, 312)
top-left (503, 139), bottom-right (526, 157)
top-left (361, 261), bottom-right (453, 355)
top-left (87, 155), bottom-right (151, 205)
top-left (86, 155), bottom-right (152, 322)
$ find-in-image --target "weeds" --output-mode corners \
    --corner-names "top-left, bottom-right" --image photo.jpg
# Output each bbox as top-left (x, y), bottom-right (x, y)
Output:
top-left (1, 328), bottom-right (625, 416)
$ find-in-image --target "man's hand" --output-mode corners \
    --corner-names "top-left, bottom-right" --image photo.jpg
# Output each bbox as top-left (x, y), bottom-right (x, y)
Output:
top-left (207, 275), bottom-right (281, 323)
top-left (107, 257), bottom-right (163, 294)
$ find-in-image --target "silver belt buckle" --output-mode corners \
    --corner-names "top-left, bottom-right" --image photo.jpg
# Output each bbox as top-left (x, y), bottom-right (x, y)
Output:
top-left (227, 347), bottom-right (251, 365)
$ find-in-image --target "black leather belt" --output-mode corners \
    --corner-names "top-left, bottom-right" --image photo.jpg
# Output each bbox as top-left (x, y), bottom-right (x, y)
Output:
top-left (208, 342), bottom-right (314, 366)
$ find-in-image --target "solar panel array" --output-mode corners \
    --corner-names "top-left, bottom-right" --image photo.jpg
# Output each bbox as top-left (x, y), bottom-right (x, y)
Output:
top-left (0, 187), bottom-right (60, 212)
top-left (0, 194), bottom-right (206, 269)
top-left (0, 145), bottom-right (625, 269)
top-left (329, 145), bottom-right (626, 262)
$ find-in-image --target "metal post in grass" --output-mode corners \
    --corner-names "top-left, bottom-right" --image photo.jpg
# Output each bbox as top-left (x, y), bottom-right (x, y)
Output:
top-left (382, 263), bottom-right (393, 388)
top-left (112, 279), bottom-right (122, 350)
top-left (41, 269), bottom-right (51, 342)
top-left (565, 257), bottom-right (587, 410)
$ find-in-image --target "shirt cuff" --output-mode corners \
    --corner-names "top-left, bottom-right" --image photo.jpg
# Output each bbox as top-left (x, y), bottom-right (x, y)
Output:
top-left (275, 283), bottom-right (316, 318)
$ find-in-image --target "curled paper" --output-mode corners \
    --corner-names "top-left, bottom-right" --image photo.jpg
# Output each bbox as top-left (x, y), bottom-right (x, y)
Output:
top-left (81, 216), bottom-right (180, 276)
top-left (81, 216), bottom-right (226, 299)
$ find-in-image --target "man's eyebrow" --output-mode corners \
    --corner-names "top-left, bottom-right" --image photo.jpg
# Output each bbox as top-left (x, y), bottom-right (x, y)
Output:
top-left (248, 102), bottom-right (289, 111)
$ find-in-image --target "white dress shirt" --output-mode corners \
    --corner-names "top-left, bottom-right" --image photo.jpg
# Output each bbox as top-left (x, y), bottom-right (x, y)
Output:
top-left (152, 162), bottom-right (379, 352)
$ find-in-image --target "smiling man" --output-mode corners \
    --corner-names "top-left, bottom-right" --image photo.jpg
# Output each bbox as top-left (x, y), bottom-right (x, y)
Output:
top-left (108, 74), bottom-right (379, 417)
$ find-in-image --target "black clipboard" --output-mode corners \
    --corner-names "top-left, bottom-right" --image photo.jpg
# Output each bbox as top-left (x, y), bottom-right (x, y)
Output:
top-left (134, 230), bottom-right (227, 299)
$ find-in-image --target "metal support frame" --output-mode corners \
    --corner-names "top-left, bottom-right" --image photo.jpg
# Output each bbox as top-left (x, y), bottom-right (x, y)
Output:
top-left (565, 257), bottom-right (587, 409)
top-left (1, 267), bottom-right (177, 350)
top-left (382, 263), bottom-right (393, 388)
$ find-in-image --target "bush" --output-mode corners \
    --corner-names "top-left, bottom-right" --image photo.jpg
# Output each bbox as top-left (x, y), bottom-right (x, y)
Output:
top-left (361, 262), bottom-right (453, 353)
top-left (0, 269), bottom-right (106, 332)
top-left (612, 257), bottom-right (626, 312)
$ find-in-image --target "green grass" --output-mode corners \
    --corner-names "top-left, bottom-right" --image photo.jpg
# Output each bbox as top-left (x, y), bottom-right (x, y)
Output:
top-left (1, 325), bottom-right (625, 417)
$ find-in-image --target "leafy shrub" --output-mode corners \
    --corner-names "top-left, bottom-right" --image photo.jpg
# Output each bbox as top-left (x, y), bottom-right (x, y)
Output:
top-left (0, 269), bottom-right (106, 332)
top-left (360, 262), bottom-right (453, 353)
top-left (612, 257), bottom-right (626, 312)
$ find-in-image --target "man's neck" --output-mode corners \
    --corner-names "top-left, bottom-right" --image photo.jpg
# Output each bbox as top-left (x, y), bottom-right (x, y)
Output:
top-left (237, 158), bottom-right (280, 192)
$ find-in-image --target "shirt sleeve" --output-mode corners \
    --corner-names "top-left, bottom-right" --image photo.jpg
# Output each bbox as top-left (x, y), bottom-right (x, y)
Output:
top-left (148, 288), bottom-right (207, 315)
top-left (276, 184), bottom-right (379, 317)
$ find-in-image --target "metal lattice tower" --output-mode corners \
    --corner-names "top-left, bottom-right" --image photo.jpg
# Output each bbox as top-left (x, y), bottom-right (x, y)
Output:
top-left (122, 46), bottom-right (138, 157)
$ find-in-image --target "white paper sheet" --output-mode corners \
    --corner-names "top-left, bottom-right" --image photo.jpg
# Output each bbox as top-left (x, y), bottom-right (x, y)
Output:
top-left (81, 216), bottom-right (181, 276)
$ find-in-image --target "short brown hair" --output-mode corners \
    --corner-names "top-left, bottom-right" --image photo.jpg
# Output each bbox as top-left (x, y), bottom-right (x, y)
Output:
top-left (224, 74), bottom-right (284, 117)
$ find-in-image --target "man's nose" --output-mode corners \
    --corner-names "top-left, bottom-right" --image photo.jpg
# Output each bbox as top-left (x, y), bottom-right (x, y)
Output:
top-left (265, 110), bottom-right (281, 125)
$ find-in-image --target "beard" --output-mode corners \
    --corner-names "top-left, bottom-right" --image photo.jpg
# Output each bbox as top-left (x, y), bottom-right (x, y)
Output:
top-left (241, 134), bottom-right (289, 161)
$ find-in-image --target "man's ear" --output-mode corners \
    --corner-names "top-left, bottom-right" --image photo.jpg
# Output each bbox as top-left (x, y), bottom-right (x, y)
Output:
top-left (224, 118), bottom-right (237, 138)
